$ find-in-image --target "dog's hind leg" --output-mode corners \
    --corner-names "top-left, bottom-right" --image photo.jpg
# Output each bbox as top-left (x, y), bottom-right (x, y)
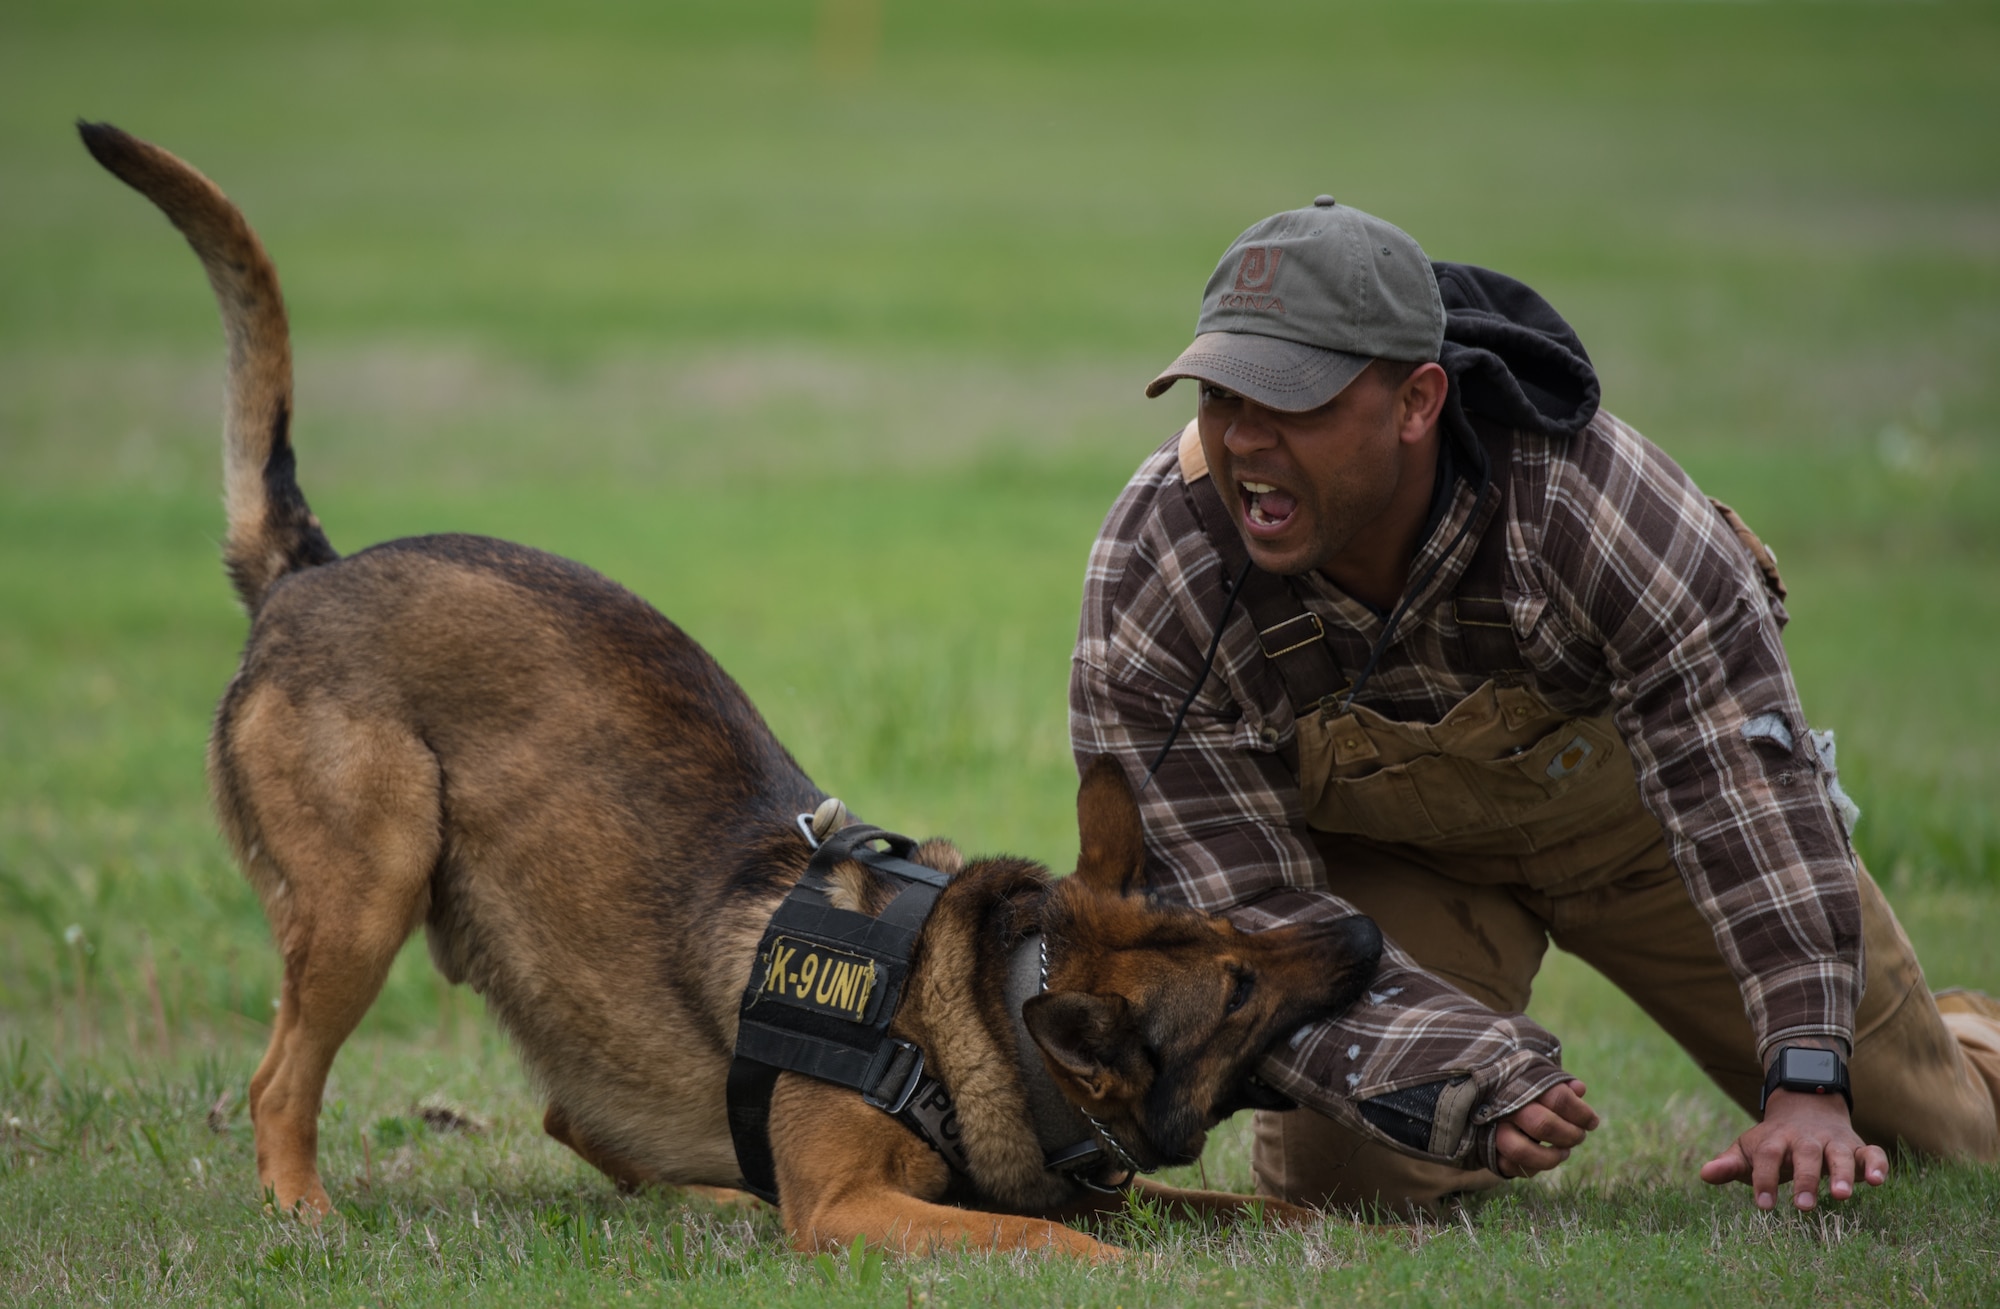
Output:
top-left (218, 685), bottom-right (442, 1218)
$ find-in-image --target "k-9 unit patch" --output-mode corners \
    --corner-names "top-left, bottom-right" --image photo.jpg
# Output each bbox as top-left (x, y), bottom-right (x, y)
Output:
top-left (754, 936), bottom-right (882, 1024)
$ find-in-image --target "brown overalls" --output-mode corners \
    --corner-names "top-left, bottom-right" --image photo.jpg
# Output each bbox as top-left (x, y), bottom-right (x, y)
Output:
top-left (1177, 426), bottom-right (2000, 1214)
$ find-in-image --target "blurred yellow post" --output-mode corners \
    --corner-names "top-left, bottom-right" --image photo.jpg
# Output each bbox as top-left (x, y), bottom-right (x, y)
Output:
top-left (816, 0), bottom-right (882, 84)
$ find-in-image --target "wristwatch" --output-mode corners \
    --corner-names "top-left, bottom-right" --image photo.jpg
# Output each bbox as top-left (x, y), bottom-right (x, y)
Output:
top-left (1759, 1045), bottom-right (1852, 1114)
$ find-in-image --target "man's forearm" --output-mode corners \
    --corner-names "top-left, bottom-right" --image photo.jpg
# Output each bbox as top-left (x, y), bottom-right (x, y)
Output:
top-left (1072, 663), bottom-right (1576, 1170)
top-left (1251, 935), bottom-right (1572, 1171)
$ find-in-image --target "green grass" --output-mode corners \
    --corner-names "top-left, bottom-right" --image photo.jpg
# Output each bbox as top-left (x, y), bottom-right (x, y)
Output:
top-left (3, 0), bottom-right (1999, 1302)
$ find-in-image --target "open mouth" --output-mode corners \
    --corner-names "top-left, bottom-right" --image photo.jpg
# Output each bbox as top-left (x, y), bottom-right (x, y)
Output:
top-left (1239, 481), bottom-right (1298, 535)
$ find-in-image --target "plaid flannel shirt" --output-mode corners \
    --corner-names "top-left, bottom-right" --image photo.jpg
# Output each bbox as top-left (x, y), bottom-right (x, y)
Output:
top-left (1070, 409), bottom-right (1864, 1170)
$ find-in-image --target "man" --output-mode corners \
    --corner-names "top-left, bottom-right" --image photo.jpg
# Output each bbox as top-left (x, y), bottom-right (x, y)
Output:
top-left (1070, 195), bottom-right (2000, 1215)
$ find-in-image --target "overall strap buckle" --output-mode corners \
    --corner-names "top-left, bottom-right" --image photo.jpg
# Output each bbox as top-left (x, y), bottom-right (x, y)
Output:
top-left (1257, 611), bottom-right (1325, 659)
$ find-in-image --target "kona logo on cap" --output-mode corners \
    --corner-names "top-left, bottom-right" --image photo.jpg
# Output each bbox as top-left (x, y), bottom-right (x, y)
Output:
top-left (1221, 246), bottom-right (1285, 313)
top-left (1233, 247), bottom-right (1283, 292)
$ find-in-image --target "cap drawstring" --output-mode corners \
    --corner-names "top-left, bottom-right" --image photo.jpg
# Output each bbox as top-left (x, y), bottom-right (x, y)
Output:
top-left (1145, 436), bottom-right (1493, 784)
top-left (1141, 557), bottom-right (1254, 795)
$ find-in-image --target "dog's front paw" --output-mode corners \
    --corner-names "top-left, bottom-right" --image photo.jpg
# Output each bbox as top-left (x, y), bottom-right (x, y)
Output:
top-left (675, 1184), bottom-right (768, 1211)
top-left (262, 1179), bottom-right (333, 1224)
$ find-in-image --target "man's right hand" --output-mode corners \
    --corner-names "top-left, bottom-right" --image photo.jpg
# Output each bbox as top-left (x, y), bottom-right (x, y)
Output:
top-left (1494, 1078), bottom-right (1599, 1178)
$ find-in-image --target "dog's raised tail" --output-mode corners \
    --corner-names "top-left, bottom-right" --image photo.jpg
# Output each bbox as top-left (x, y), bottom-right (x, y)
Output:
top-left (79, 120), bottom-right (336, 613)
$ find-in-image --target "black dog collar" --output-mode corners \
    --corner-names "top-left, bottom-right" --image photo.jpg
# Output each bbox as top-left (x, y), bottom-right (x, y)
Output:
top-left (1004, 931), bottom-right (1138, 1193)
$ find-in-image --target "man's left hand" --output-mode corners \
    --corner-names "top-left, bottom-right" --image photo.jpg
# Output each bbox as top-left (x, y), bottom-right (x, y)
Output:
top-left (1698, 1089), bottom-right (1889, 1209)
top-left (1494, 1078), bottom-right (1599, 1179)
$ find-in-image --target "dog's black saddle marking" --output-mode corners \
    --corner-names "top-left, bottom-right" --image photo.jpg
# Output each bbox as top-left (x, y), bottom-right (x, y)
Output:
top-left (727, 824), bottom-right (957, 1203)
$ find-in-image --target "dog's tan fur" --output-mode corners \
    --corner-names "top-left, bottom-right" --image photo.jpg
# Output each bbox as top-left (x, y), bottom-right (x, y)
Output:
top-left (81, 123), bottom-right (1383, 1259)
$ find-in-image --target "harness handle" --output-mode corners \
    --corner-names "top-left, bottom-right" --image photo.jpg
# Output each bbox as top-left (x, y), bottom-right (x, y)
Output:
top-left (809, 824), bottom-right (953, 889)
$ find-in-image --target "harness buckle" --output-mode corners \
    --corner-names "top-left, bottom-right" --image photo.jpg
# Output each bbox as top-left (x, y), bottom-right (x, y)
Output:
top-left (1257, 611), bottom-right (1324, 659)
top-left (1045, 1138), bottom-right (1128, 1193)
top-left (1044, 1139), bottom-right (1101, 1172)
top-left (861, 1038), bottom-right (927, 1115)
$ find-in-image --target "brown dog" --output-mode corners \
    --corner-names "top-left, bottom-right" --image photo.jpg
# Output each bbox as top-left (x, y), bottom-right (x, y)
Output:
top-left (81, 123), bottom-right (1384, 1259)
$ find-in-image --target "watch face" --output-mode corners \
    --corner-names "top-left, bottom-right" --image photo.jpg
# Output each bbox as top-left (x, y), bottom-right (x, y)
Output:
top-left (1785, 1048), bottom-right (1840, 1082)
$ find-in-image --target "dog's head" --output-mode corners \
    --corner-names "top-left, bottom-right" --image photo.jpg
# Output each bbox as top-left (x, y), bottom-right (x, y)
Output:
top-left (1022, 756), bottom-right (1382, 1171)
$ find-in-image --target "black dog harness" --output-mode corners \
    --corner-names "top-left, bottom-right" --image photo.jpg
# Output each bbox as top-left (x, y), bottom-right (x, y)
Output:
top-left (726, 821), bottom-right (1130, 1204)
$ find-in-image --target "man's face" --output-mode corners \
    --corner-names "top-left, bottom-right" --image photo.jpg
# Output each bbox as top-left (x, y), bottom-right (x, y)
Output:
top-left (1196, 362), bottom-right (1415, 578)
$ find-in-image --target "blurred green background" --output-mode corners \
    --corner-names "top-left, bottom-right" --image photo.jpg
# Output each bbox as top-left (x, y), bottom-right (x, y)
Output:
top-left (2, 0), bottom-right (1996, 1201)
top-left (3, 2), bottom-right (1998, 1300)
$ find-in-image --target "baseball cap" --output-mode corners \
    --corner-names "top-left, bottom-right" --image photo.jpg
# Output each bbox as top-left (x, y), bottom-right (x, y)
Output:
top-left (1147, 196), bottom-right (1445, 412)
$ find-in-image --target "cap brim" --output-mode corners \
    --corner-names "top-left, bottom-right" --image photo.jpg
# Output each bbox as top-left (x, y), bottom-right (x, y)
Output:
top-left (1145, 332), bottom-right (1373, 412)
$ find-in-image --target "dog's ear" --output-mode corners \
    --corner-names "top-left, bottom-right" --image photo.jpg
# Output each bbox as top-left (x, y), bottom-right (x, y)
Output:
top-left (1073, 755), bottom-right (1145, 898)
top-left (1022, 990), bottom-right (1136, 1103)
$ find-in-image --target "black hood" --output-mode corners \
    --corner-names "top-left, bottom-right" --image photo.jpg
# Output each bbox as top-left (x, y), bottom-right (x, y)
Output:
top-left (1431, 261), bottom-right (1599, 460)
